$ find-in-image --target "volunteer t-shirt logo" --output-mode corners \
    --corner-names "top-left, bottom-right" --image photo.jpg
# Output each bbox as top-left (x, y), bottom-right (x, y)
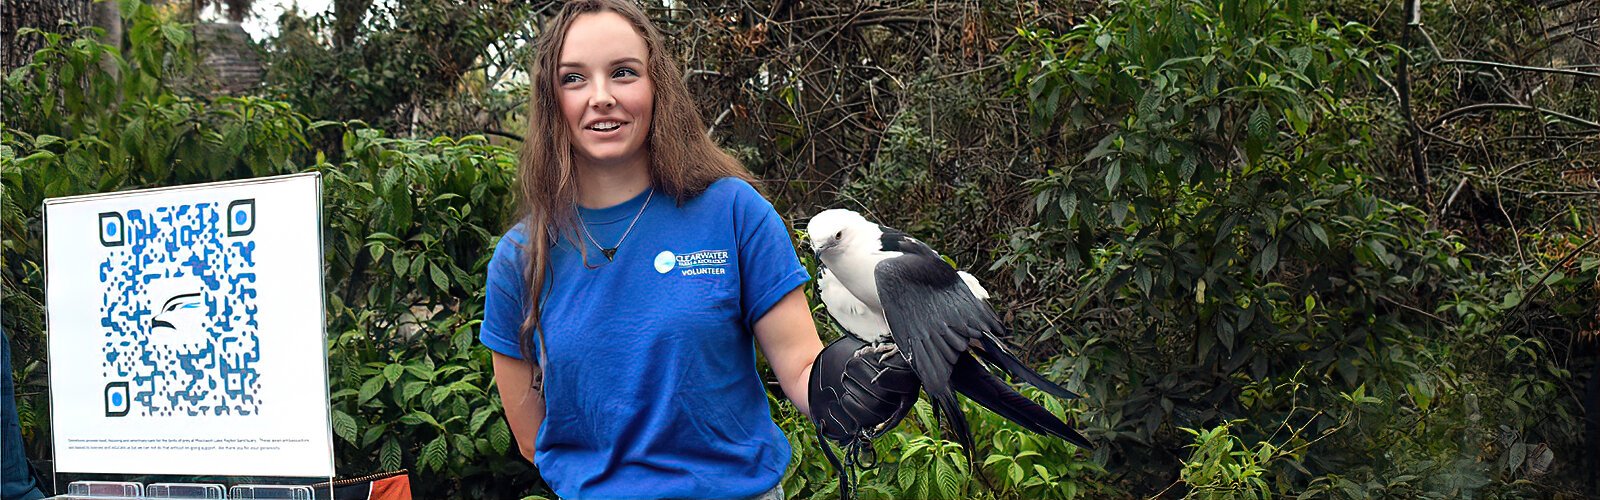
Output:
top-left (676, 249), bottom-right (730, 276)
top-left (657, 249), bottom-right (730, 276)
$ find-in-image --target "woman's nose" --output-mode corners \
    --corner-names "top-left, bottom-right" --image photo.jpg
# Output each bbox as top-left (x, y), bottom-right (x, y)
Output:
top-left (591, 83), bottom-right (616, 109)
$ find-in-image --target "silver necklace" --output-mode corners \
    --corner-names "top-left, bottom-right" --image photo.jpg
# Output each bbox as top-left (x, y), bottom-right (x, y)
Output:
top-left (578, 188), bottom-right (653, 262)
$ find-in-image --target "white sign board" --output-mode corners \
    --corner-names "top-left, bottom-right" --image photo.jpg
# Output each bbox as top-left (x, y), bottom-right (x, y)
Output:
top-left (45, 173), bottom-right (335, 477)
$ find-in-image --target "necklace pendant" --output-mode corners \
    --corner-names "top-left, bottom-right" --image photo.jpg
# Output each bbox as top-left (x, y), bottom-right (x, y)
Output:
top-left (601, 247), bottom-right (617, 261)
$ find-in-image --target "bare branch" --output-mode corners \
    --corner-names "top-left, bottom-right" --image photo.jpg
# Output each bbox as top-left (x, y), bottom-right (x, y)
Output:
top-left (1427, 103), bottom-right (1600, 130)
top-left (1437, 59), bottom-right (1600, 79)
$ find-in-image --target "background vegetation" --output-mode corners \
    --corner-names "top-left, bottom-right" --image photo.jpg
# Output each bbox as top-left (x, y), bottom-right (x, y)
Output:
top-left (3, 0), bottom-right (1598, 498)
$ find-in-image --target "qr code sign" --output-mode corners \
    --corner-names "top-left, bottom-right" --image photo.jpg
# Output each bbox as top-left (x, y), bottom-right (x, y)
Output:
top-left (99, 200), bottom-right (261, 417)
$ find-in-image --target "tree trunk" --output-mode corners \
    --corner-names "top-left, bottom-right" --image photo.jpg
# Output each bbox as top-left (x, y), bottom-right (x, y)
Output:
top-left (1, 0), bottom-right (92, 73)
top-left (333, 0), bottom-right (374, 49)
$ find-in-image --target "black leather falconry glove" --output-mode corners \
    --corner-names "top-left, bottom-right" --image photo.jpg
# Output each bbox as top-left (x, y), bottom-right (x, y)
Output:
top-left (807, 335), bottom-right (920, 498)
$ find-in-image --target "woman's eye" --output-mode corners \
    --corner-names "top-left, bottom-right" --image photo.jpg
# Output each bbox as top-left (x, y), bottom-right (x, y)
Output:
top-left (613, 67), bottom-right (638, 78)
top-left (561, 73), bottom-right (583, 84)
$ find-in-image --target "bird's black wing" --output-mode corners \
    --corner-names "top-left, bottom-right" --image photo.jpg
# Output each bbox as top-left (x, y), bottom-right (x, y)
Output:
top-left (968, 336), bottom-right (1080, 401)
top-left (876, 230), bottom-right (1080, 402)
top-left (951, 354), bottom-right (1093, 449)
top-left (874, 232), bottom-right (989, 458)
top-left (874, 237), bottom-right (989, 401)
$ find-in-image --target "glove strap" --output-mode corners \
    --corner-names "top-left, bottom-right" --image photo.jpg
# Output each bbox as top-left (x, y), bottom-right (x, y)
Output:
top-left (816, 422), bottom-right (853, 499)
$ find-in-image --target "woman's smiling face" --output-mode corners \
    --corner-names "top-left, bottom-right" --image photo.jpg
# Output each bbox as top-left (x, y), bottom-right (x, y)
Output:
top-left (557, 11), bottom-right (654, 170)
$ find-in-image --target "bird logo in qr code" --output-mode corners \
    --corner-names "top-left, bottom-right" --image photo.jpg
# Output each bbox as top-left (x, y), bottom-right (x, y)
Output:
top-left (99, 199), bottom-right (262, 417)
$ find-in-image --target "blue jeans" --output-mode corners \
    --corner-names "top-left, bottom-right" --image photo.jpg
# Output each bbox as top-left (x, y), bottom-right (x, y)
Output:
top-left (2, 326), bottom-right (46, 500)
top-left (744, 484), bottom-right (783, 500)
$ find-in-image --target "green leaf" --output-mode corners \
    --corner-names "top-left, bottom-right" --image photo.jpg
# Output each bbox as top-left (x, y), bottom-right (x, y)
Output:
top-left (160, 22), bottom-right (190, 47)
top-left (1288, 46), bottom-right (1313, 69)
top-left (16, 151), bottom-right (57, 166)
top-left (361, 425), bottom-right (385, 448)
top-left (389, 184), bottom-right (413, 229)
top-left (1248, 105), bottom-right (1273, 142)
top-left (401, 381), bottom-right (428, 404)
top-left (1086, 134), bottom-right (1117, 160)
top-left (358, 375), bottom-right (384, 404)
top-left (1308, 223), bottom-right (1329, 248)
top-left (1105, 160), bottom-right (1122, 194)
top-left (935, 458), bottom-right (960, 499)
top-left (332, 410), bottom-right (358, 444)
top-left (383, 363), bottom-right (403, 384)
top-left (400, 410), bottom-right (443, 429)
top-left (1256, 241), bottom-right (1279, 275)
top-left (430, 263), bottom-right (450, 291)
top-left (380, 166), bottom-right (401, 192)
top-left (404, 363), bottom-right (435, 382)
top-left (1501, 290), bottom-right (1523, 309)
top-left (1179, 154), bottom-right (1198, 181)
top-left (470, 408), bottom-right (493, 434)
top-left (898, 457), bottom-right (917, 490)
top-left (1542, 270), bottom-right (1566, 285)
top-left (1058, 190), bottom-right (1078, 221)
top-left (489, 419), bottom-right (512, 455)
top-left (422, 435), bottom-right (448, 472)
top-left (391, 252), bottom-right (409, 277)
top-left (408, 255), bottom-right (426, 279)
top-left (1137, 88), bottom-right (1160, 118)
top-left (34, 134), bottom-right (64, 148)
top-left (380, 438), bottom-right (402, 471)
top-left (1508, 442), bottom-right (1530, 471)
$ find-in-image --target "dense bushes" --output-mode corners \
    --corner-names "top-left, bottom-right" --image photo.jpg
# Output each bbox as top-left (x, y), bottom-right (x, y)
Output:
top-left (5, 0), bottom-right (1598, 498)
top-left (2, 4), bottom-right (534, 497)
top-left (996, 0), bottom-right (1591, 494)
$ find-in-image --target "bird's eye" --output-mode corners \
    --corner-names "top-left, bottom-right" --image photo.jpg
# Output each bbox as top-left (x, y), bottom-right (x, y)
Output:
top-left (833, 230), bottom-right (843, 240)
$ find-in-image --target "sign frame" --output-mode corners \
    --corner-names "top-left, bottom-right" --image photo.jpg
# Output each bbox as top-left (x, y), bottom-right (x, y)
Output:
top-left (42, 172), bottom-right (336, 482)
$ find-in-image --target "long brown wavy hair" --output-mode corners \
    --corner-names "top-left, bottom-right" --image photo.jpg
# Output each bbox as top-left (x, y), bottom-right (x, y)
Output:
top-left (517, 0), bottom-right (755, 366)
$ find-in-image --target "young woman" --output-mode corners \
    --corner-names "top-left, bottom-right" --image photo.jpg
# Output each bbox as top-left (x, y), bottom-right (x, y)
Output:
top-left (478, 1), bottom-right (825, 498)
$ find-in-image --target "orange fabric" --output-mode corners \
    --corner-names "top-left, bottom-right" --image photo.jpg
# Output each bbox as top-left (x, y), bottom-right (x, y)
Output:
top-left (367, 474), bottom-right (412, 500)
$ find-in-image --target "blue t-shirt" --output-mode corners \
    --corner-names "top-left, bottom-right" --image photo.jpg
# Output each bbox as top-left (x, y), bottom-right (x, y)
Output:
top-left (479, 177), bottom-right (810, 499)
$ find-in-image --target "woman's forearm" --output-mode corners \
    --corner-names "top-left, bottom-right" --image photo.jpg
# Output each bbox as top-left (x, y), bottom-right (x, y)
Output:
top-left (492, 352), bottom-right (547, 463)
top-left (754, 289), bottom-right (826, 417)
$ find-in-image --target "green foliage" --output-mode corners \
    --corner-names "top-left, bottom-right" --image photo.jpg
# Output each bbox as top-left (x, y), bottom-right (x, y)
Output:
top-left (317, 126), bottom-right (526, 498)
top-left (5, 0), bottom-right (1596, 498)
top-left (262, 0), bottom-right (535, 136)
top-left (771, 389), bottom-right (1107, 499)
top-left (4, 6), bottom-right (314, 466)
top-left (2, 9), bottom-right (540, 498)
top-left (995, 0), bottom-right (1589, 495)
top-left (1179, 421), bottom-right (1271, 500)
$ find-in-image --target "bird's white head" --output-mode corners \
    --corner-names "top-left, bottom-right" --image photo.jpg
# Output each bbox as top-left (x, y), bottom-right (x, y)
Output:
top-left (806, 208), bottom-right (873, 258)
